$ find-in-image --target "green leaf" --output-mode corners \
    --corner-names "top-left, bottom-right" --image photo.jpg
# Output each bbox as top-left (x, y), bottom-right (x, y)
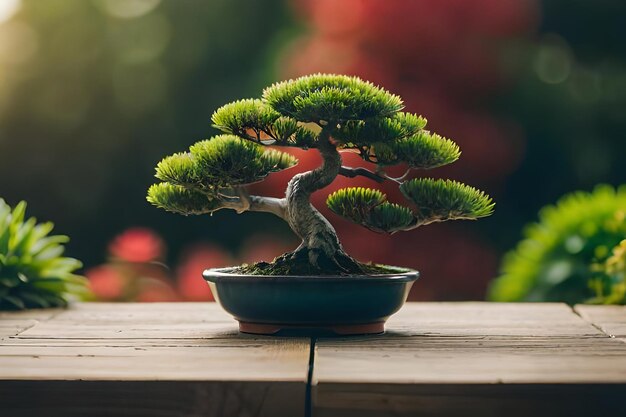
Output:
top-left (30, 235), bottom-right (70, 257)
top-left (2, 295), bottom-right (25, 310)
top-left (263, 73), bottom-right (403, 123)
top-left (10, 217), bottom-right (37, 255)
top-left (400, 178), bottom-right (495, 224)
top-left (34, 245), bottom-right (65, 263)
top-left (19, 291), bottom-right (51, 309)
top-left (8, 201), bottom-right (27, 240)
top-left (40, 257), bottom-right (83, 277)
top-left (0, 276), bottom-right (21, 288)
top-left (0, 200), bottom-right (12, 248)
top-left (0, 200), bottom-right (17, 254)
top-left (23, 222), bottom-right (55, 254)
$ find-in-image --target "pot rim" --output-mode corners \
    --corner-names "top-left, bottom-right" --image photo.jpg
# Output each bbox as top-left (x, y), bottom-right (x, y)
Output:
top-left (203, 266), bottom-right (419, 283)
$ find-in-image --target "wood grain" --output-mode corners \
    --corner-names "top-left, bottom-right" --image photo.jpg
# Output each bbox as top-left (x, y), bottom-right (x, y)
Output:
top-left (312, 302), bottom-right (626, 417)
top-left (0, 309), bottom-right (58, 338)
top-left (575, 304), bottom-right (626, 342)
top-left (2, 302), bottom-right (625, 417)
top-left (0, 302), bottom-right (309, 417)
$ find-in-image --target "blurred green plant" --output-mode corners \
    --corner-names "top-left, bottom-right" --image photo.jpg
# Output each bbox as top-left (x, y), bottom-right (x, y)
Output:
top-left (0, 0), bottom-right (293, 269)
top-left (590, 239), bottom-right (626, 304)
top-left (489, 185), bottom-right (626, 304)
top-left (0, 199), bottom-right (88, 310)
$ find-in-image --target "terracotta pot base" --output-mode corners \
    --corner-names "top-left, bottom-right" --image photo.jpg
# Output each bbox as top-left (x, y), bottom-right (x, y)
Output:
top-left (238, 320), bottom-right (385, 335)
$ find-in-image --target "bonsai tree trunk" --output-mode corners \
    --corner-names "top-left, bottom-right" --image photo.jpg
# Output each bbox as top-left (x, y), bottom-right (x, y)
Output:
top-left (282, 130), bottom-right (363, 273)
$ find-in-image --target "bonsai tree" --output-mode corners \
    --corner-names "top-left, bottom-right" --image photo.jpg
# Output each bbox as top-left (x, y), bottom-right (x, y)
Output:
top-left (147, 74), bottom-right (494, 275)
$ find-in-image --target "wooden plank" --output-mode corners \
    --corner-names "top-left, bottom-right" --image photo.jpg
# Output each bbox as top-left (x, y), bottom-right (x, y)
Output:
top-left (574, 304), bottom-right (626, 341)
top-left (312, 302), bottom-right (626, 417)
top-left (0, 309), bottom-right (58, 338)
top-left (313, 384), bottom-right (624, 417)
top-left (12, 302), bottom-right (237, 339)
top-left (0, 380), bottom-right (303, 417)
top-left (0, 303), bottom-right (310, 417)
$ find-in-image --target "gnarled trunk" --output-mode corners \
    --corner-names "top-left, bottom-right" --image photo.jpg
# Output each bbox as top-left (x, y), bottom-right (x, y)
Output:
top-left (283, 131), bottom-right (362, 273)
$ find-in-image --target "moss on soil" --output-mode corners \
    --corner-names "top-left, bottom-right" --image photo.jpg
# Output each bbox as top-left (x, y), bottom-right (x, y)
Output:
top-left (232, 249), bottom-right (410, 276)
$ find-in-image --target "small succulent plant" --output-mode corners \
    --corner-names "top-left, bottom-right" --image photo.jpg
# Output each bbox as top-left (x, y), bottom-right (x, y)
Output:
top-left (489, 185), bottom-right (626, 304)
top-left (0, 199), bottom-right (88, 310)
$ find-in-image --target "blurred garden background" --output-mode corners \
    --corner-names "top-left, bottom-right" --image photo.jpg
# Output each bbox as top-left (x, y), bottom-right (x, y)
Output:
top-left (0, 0), bottom-right (625, 302)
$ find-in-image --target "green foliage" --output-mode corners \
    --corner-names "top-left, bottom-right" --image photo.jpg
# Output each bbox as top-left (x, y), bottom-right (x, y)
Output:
top-left (190, 135), bottom-right (296, 187)
top-left (327, 188), bottom-right (413, 233)
top-left (263, 74), bottom-right (403, 122)
top-left (261, 148), bottom-right (300, 172)
top-left (155, 153), bottom-right (201, 187)
top-left (333, 112), bottom-right (427, 146)
top-left (155, 135), bottom-right (297, 189)
top-left (147, 183), bottom-right (220, 216)
top-left (267, 117), bottom-right (318, 148)
top-left (0, 199), bottom-right (87, 310)
top-left (212, 100), bottom-right (318, 147)
top-left (595, 240), bottom-right (626, 304)
top-left (489, 185), bottom-right (626, 304)
top-left (211, 99), bottom-right (281, 138)
top-left (400, 179), bottom-right (495, 224)
top-left (375, 132), bottom-right (461, 169)
top-left (149, 135), bottom-right (297, 215)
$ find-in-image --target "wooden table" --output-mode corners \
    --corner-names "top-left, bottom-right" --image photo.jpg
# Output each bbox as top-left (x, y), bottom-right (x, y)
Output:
top-left (0, 302), bottom-right (625, 417)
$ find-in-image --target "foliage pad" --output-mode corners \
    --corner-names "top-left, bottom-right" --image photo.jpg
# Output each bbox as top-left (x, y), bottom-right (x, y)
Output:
top-left (263, 74), bottom-right (403, 122)
top-left (400, 179), bottom-right (495, 224)
top-left (147, 183), bottom-right (221, 215)
top-left (327, 188), bottom-right (413, 233)
top-left (374, 132), bottom-right (461, 168)
top-left (152, 134), bottom-right (296, 200)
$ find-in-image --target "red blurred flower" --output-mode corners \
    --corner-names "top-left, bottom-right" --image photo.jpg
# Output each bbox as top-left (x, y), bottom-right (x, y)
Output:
top-left (108, 227), bottom-right (165, 263)
top-left (176, 244), bottom-right (234, 301)
top-left (136, 277), bottom-right (180, 302)
top-left (86, 265), bottom-right (126, 301)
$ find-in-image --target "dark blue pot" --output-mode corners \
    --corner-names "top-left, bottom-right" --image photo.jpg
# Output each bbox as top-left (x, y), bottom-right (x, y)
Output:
top-left (203, 267), bottom-right (419, 335)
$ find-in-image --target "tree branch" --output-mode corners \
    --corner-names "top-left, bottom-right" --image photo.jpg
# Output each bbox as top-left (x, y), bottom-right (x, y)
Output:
top-left (249, 195), bottom-right (287, 218)
top-left (338, 166), bottom-right (386, 183)
top-left (219, 188), bottom-right (287, 219)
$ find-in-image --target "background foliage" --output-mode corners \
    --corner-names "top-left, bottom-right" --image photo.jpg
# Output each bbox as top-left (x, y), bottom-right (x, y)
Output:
top-left (0, 0), bottom-right (294, 269)
top-left (490, 186), bottom-right (626, 304)
top-left (0, 0), bottom-right (624, 301)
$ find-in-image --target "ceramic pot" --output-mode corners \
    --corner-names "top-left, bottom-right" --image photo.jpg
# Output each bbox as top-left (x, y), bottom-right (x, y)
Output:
top-left (203, 267), bottom-right (419, 335)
